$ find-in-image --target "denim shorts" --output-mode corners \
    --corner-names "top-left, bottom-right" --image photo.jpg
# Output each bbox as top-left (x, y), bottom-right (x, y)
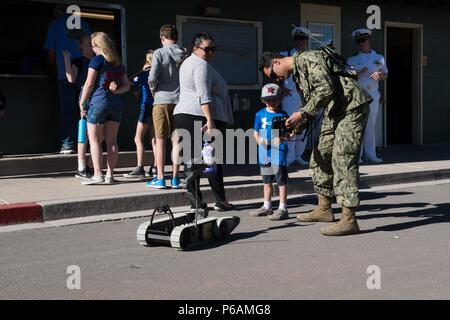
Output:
top-left (260, 164), bottom-right (288, 187)
top-left (87, 106), bottom-right (122, 125)
top-left (138, 104), bottom-right (152, 125)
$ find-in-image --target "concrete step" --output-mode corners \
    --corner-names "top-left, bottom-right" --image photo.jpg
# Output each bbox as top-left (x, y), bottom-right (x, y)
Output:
top-left (2, 166), bottom-right (449, 225)
top-left (0, 151), bottom-right (154, 177)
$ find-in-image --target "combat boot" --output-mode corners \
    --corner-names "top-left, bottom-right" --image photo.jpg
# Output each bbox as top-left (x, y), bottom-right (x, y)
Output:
top-left (320, 207), bottom-right (360, 236)
top-left (297, 194), bottom-right (335, 222)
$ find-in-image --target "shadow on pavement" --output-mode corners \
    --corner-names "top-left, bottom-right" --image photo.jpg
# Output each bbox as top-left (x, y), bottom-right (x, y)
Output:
top-left (185, 221), bottom-right (306, 252)
top-left (358, 202), bottom-right (450, 234)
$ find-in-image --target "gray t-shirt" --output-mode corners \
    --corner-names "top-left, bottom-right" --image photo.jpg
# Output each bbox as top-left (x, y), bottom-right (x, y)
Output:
top-left (174, 54), bottom-right (234, 124)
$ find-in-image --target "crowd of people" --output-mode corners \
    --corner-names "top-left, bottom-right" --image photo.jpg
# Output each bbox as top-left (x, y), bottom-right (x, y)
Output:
top-left (8, 5), bottom-right (387, 237)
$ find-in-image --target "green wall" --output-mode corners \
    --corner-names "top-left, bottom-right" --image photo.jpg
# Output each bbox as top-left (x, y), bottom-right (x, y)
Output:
top-left (1, 0), bottom-right (449, 155)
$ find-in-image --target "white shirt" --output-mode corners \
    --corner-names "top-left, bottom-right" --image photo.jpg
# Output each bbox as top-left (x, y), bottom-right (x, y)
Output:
top-left (174, 54), bottom-right (234, 124)
top-left (280, 49), bottom-right (303, 116)
top-left (347, 50), bottom-right (388, 95)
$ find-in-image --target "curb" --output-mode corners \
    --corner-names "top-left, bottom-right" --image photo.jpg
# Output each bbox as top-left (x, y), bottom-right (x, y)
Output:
top-left (0, 151), bottom-right (154, 177)
top-left (0, 203), bottom-right (43, 225)
top-left (2, 168), bottom-right (450, 226)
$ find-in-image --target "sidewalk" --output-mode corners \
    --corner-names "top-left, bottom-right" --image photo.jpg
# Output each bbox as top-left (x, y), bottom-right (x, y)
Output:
top-left (1, 144), bottom-right (449, 225)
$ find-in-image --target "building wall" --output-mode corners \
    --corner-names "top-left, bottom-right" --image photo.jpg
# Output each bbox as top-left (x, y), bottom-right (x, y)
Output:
top-left (0, 0), bottom-right (449, 155)
top-left (340, 0), bottom-right (450, 144)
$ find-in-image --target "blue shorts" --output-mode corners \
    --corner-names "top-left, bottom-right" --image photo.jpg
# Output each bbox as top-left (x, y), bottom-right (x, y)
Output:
top-left (87, 106), bottom-right (122, 125)
top-left (138, 104), bottom-right (152, 125)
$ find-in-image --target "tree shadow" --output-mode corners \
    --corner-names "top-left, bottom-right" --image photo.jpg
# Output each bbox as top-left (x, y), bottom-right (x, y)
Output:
top-left (357, 202), bottom-right (430, 218)
top-left (358, 202), bottom-right (450, 234)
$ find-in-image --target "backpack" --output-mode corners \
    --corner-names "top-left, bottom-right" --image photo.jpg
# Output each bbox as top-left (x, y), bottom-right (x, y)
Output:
top-left (320, 45), bottom-right (357, 80)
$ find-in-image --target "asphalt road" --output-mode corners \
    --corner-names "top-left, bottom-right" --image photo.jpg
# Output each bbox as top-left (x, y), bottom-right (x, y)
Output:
top-left (1, 183), bottom-right (449, 300)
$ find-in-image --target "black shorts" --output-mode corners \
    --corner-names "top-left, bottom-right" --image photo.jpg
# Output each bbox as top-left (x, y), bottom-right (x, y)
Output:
top-left (260, 164), bottom-right (288, 187)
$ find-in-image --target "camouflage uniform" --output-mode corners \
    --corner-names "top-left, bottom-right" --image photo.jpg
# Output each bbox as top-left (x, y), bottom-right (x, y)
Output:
top-left (292, 50), bottom-right (373, 208)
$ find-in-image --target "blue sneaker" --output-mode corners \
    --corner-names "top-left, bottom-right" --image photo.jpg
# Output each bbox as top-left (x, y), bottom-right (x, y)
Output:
top-left (171, 177), bottom-right (181, 189)
top-left (146, 178), bottom-right (166, 189)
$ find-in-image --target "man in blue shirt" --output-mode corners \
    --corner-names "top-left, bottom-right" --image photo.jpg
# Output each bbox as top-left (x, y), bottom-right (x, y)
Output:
top-left (44, 5), bottom-right (91, 154)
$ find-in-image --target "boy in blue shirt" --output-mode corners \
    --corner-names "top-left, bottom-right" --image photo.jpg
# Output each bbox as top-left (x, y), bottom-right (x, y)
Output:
top-left (251, 84), bottom-right (290, 221)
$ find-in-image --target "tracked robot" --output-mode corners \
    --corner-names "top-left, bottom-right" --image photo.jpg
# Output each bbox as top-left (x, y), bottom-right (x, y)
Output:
top-left (137, 156), bottom-right (240, 250)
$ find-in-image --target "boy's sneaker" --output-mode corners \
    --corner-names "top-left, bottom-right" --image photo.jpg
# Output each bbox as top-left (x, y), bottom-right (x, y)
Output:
top-left (146, 178), bottom-right (166, 189)
top-left (81, 175), bottom-right (105, 186)
top-left (171, 177), bottom-right (181, 189)
top-left (105, 176), bottom-right (117, 185)
top-left (214, 201), bottom-right (236, 212)
top-left (249, 207), bottom-right (273, 217)
top-left (124, 167), bottom-right (146, 179)
top-left (269, 209), bottom-right (289, 221)
top-left (146, 166), bottom-right (158, 178)
top-left (75, 168), bottom-right (92, 179)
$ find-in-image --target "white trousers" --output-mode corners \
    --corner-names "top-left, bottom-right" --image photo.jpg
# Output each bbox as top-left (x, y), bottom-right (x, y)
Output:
top-left (282, 93), bottom-right (307, 164)
top-left (287, 131), bottom-right (307, 165)
top-left (361, 92), bottom-right (380, 159)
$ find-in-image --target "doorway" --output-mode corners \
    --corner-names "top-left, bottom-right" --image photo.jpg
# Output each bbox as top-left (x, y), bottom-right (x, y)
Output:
top-left (385, 23), bottom-right (423, 145)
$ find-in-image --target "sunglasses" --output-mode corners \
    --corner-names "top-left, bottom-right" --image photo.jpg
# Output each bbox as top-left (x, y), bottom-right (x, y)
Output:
top-left (197, 46), bottom-right (217, 54)
top-left (269, 62), bottom-right (278, 80)
top-left (293, 35), bottom-right (309, 41)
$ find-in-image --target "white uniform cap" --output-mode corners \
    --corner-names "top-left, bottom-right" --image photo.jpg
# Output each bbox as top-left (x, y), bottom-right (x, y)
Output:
top-left (261, 83), bottom-right (281, 99)
top-left (291, 26), bottom-right (312, 38)
top-left (351, 28), bottom-right (372, 40)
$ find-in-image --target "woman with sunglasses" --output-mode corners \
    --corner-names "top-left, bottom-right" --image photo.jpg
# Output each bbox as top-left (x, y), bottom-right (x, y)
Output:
top-left (173, 32), bottom-right (235, 212)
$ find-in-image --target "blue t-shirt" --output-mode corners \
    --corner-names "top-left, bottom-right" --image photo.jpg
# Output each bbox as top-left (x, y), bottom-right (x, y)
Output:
top-left (44, 15), bottom-right (91, 80)
top-left (132, 69), bottom-right (154, 107)
top-left (71, 56), bottom-right (90, 89)
top-left (88, 55), bottom-right (126, 110)
top-left (254, 108), bottom-right (289, 166)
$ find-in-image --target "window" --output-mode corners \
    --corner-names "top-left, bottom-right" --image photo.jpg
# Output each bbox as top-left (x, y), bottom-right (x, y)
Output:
top-left (301, 3), bottom-right (341, 53)
top-left (0, 0), bottom-right (124, 77)
top-left (177, 16), bottom-right (263, 89)
top-left (308, 22), bottom-right (335, 50)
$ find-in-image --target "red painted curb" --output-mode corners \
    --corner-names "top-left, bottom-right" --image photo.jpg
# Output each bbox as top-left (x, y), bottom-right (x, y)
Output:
top-left (0, 203), bottom-right (43, 226)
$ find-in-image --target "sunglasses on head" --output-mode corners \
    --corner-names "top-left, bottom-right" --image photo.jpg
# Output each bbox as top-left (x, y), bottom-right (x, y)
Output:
top-left (294, 35), bottom-right (309, 41)
top-left (197, 46), bottom-right (217, 54)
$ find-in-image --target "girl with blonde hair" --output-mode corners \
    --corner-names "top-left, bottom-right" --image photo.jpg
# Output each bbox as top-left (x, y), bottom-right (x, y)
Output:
top-left (79, 32), bottom-right (130, 185)
top-left (124, 50), bottom-right (158, 179)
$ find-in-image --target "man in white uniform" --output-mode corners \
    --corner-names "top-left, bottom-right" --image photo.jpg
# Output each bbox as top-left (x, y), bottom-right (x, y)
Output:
top-left (347, 29), bottom-right (388, 163)
top-left (280, 26), bottom-right (311, 166)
